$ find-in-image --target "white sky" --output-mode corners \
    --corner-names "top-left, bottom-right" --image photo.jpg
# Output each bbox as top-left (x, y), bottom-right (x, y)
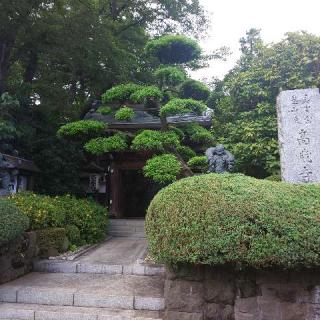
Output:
top-left (194, 0), bottom-right (320, 81)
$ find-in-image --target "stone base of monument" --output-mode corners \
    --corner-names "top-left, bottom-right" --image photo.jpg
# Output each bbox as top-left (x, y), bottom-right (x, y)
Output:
top-left (165, 264), bottom-right (320, 320)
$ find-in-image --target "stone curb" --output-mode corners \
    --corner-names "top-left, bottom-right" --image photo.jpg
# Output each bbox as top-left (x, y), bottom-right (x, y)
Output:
top-left (0, 288), bottom-right (165, 312)
top-left (0, 306), bottom-right (164, 320)
top-left (33, 261), bottom-right (165, 277)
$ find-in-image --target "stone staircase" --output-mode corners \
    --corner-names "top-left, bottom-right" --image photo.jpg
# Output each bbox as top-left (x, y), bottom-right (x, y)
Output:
top-left (108, 219), bottom-right (146, 239)
top-left (0, 236), bottom-right (165, 320)
top-left (0, 272), bottom-right (164, 319)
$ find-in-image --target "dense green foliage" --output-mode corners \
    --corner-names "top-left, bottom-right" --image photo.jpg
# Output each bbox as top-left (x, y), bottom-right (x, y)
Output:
top-left (146, 35), bottom-right (202, 64)
top-left (57, 120), bottom-right (106, 139)
top-left (184, 123), bottom-right (214, 144)
top-left (97, 106), bottom-right (113, 115)
top-left (114, 107), bottom-right (135, 121)
top-left (84, 134), bottom-right (128, 155)
top-left (36, 228), bottom-right (67, 255)
top-left (146, 174), bottom-right (320, 269)
top-left (212, 30), bottom-right (320, 177)
top-left (33, 138), bottom-right (86, 196)
top-left (176, 146), bottom-right (196, 161)
top-left (102, 84), bottom-right (143, 103)
top-left (179, 79), bottom-right (210, 101)
top-left (59, 32), bottom-right (215, 184)
top-left (10, 193), bottom-right (108, 245)
top-left (187, 156), bottom-right (207, 172)
top-left (66, 225), bottom-right (81, 246)
top-left (0, 200), bottom-right (29, 245)
top-left (144, 154), bottom-right (182, 184)
top-left (131, 130), bottom-right (180, 152)
top-left (154, 66), bottom-right (187, 89)
top-left (160, 98), bottom-right (207, 117)
top-left (130, 86), bottom-right (164, 104)
top-left (1, 0), bottom-right (208, 192)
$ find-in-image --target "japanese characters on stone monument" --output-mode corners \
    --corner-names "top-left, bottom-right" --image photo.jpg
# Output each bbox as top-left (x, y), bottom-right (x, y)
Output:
top-left (277, 88), bottom-right (320, 183)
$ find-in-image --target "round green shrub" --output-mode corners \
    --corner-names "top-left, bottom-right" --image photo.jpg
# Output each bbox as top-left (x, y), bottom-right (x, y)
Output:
top-left (96, 106), bottom-right (113, 115)
top-left (144, 154), bottom-right (182, 184)
top-left (146, 35), bottom-right (202, 64)
top-left (102, 83), bottom-right (142, 103)
top-left (114, 107), bottom-right (135, 121)
top-left (131, 130), bottom-right (180, 152)
top-left (130, 86), bottom-right (164, 104)
top-left (179, 79), bottom-right (211, 101)
top-left (57, 120), bottom-right (106, 139)
top-left (187, 156), bottom-right (207, 172)
top-left (154, 66), bottom-right (187, 88)
top-left (56, 195), bottom-right (108, 245)
top-left (146, 174), bottom-right (320, 269)
top-left (160, 99), bottom-right (207, 117)
top-left (0, 200), bottom-right (29, 245)
top-left (84, 133), bottom-right (128, 155)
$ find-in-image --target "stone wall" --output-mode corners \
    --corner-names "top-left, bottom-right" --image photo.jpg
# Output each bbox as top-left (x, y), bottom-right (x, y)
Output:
top-left (0, 232), bottom-right (38, 284)
top-left (164, 264), bottom-right (320, 320)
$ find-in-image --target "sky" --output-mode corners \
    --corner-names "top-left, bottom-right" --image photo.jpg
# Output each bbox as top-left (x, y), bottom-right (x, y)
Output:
top-left (193, 0), bottom-right (320, 81)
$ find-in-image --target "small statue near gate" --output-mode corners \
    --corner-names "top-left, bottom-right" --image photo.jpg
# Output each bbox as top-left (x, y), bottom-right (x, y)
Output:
top-left (0, 153), bottom-right (15, 196)
top-left (205, 145), bottom-right (235, 174)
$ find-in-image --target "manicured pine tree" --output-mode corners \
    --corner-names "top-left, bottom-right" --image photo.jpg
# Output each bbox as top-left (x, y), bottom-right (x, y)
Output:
top-left (58, 35), bottom-right (213, 184)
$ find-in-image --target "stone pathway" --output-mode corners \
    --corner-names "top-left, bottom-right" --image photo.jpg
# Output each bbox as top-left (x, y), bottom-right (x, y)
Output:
top-left (0, 231), bottom-right (165, 320)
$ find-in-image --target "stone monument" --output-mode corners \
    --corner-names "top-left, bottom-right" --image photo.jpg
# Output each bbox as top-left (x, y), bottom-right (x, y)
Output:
top-left (205, 145), bottom-right (235, 173)
top-left (277, 88), bottom-right (320, 183)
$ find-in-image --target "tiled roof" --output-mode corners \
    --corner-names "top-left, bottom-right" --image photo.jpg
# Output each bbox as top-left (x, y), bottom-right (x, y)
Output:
top-left (1, 154), bottom-right (40, 172)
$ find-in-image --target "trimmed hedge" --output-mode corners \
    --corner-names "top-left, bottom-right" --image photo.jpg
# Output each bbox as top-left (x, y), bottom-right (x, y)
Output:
top-left (0, 200), bottom-right (29, 245)
top-left (57, 120), bottom-right (106, 139)
top-left (146, 174), bottom-right (320, 269)
top-left (84, 134), bottom-right (128, 155)
top-left (144, 154), bottom-right (182, 184)
top-left (114, 106), bottom-right (135, 121)
top-left (179, 79), bottom-right (211, 101)
top-left (10, 193), bottom-right (108, 245)
top-left (146, 35), bottom-right (202, 64)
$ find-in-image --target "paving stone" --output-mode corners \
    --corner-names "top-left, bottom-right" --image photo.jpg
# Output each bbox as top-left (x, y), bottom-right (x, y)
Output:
top-left (77, 263), bottom-right (123, 275)
top-left (0, 308), bottom-right (34, 320)
top-left (0, 303), bottom-right (163, 320)
top-left (145, 266), bottom-right (165, 276)
top-left (35, 310), bottom-right (97, 320)
top-left (135, 297), bottom-right (165, 311)
top-left (0, 287), bottom-right (17, 302)
top-left (17, 288), bottom-right (74, 306)
top-left (132, 264), bottom-right (146, 276)
top-left (74, 293), bottom-right (134, 309)
top-left (34, 261), bottom-right (77, 273)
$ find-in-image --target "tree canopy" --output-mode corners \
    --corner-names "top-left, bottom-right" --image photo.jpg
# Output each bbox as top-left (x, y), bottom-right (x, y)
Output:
top-left (0, 0), bottom-right (209, 194)
top-left (210, 30), bottom-right (320, 178)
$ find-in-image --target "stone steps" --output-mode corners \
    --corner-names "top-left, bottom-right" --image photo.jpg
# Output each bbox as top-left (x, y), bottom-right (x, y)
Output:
top-left (108, 220), bottom-right (146, 239)
top-left (0, 273), bottom-right (165, 312)
top-left (33, 260), bottom-right (165, 277)
top-left (0, 303), bottom-right (163, 320)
